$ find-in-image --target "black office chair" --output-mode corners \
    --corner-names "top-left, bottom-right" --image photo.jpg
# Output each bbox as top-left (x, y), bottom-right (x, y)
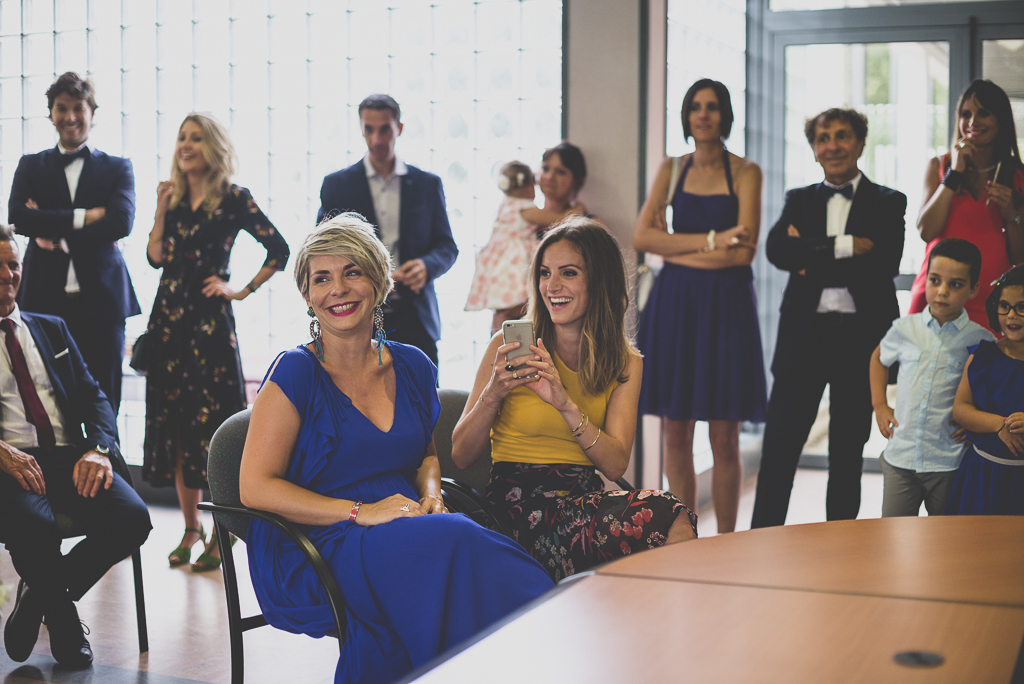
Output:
top-left (0, 447), bottom-right (148, 653)
top-left (198, 409), bottom-right (347, 684)
top-left (433, 389), bottom-right (635, 538)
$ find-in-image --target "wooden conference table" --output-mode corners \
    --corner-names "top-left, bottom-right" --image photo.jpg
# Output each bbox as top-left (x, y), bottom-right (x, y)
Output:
top-left (406, 516), bottom-right (1024, 683)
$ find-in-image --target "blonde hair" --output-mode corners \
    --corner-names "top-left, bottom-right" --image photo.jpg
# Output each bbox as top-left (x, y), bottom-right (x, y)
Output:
top-left (169, 112), bottom-right (237, 212)
top-left (294, 212), bottom-right (394, 306)
top-left (527, 216), bottom-right (635, 395)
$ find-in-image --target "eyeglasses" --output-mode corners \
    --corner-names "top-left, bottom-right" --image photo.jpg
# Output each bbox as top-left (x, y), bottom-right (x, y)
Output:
top-left (996, 301), bottom-right (1024, 316)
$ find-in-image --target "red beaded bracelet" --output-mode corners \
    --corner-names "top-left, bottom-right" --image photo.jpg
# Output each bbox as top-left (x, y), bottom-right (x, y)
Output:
top-left (349, 501), bottom-right (362, 522)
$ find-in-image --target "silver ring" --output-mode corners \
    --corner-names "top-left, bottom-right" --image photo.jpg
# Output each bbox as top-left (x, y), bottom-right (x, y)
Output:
top-left (400, 504), bottom-right (410, 512)
top-left (957, 140), bottom-right (966, 149)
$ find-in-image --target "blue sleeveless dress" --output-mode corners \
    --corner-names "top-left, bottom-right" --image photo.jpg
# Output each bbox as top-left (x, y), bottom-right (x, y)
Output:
top-left (638, 151), bottom-right (768, 422)
top-left (246, 343), bottom-right (554, 684)
top-left (944, 340), bottom-right (1024, 515)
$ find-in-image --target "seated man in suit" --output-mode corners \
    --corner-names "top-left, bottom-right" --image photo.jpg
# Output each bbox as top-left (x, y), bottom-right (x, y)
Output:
top-left (8, 72), bottom-right (139, 416)
top-left (0, 225), bottom-right (151, 668)
top-left (317, 94), bottom-right (458, 366)
top-left (751, 108), bottom-right (906, 528)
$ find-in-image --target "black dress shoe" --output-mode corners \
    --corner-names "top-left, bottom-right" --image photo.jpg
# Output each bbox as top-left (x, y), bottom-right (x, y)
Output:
top-left (47, 602), bottom-right (93, 669)
top-left (4, 580), bottom-right (43, 662)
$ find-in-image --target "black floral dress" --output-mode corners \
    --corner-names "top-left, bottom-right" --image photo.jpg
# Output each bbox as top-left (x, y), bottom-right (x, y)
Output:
top-left (487, 464), bottom-right (697, 582)
top-left (143, 185), bottom-right (289, 489)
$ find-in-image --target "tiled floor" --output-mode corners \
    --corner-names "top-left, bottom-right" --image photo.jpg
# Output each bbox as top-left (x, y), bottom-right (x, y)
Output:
top-left (0, 466), bottom-right (889, 683)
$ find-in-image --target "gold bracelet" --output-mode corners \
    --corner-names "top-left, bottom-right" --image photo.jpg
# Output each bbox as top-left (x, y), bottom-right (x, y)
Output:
top-left (583, 428), bottom-right (601, 451)
top-left (573, 413), bottom-right (589, 437)
top-left (571, 413), bottom-right (586, 435)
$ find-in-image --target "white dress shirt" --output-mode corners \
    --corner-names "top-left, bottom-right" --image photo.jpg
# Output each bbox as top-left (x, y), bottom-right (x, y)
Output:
top-left (0, 305), bottom-right (70, 448)
top-left (363, 153), bottom-right (408, 267)
top-left (816, 172), bottom-right (861, 314)
top-left (59, 142), bottom-right (89, 294)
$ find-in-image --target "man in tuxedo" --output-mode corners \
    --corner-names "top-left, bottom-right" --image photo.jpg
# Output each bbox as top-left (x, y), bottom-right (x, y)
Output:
top-left (8, 72), bottom-right (140, 415)
top-left (0, 226), bottom-right (152, 668)
top-left (751, 108), bottom-right (906, 528)
top-left (317, 94), bottom-right (458, 366)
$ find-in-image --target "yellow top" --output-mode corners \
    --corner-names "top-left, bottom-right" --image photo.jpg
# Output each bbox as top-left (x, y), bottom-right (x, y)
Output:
top-left (491, 351), bottom-right (618, 466)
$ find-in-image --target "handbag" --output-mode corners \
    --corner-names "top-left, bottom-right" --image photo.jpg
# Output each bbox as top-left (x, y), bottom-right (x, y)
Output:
top-left (128, 331), bottom-right (151, 374)
top-left (637, 156), bottom-right (684, 313)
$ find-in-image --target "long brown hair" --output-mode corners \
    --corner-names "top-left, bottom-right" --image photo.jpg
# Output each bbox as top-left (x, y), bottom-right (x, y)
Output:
top-left (527, 217), bottom-right (635, 395)
top-left (952, 80), bottom-right (1023, 175)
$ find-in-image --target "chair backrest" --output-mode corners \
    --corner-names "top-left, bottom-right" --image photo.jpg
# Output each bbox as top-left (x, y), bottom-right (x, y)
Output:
top-left (434, 389), bottom-right (492, 495)
top-left (207, 408), bottom-right (254, 541)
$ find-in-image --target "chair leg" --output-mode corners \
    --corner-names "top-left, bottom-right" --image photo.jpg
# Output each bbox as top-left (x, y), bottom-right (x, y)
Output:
top-left (215, 518), bottom-right (246, 684)
top-left (131, 550), bottom-right (149, 652)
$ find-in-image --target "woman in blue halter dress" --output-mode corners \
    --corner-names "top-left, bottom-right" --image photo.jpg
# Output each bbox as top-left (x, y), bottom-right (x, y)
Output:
top-left (633, 80), bottom-right (768, 534)
top-left (241, 215), bottom-right (553, 684)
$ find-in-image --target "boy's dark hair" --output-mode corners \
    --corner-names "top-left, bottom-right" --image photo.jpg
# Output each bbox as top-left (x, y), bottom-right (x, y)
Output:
top-left (928, 238), bottom-right (982, 287)
top-left (542, 142), bottom-right (587, 192)
top-left (357, 94), bottom-right (401, 123)
top-left (46, 72), bottom-right (98, 113)
top-left (986, 264), bottom-right (1024, 331)
top-left (804, 108), bottom-right (868, 146)
top-left (681, 78), bottom-right (733, 142)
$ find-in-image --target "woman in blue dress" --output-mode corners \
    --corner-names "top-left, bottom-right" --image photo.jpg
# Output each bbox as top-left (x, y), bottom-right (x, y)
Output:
top-left (947, 265), bottom-right (1024, 514)
top-left (239, 214), bottom-right (554, 684)
top-left (633, 79), bottom-right (767, 533)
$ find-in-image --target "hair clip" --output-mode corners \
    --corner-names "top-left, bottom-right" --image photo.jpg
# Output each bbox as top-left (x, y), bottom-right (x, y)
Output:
top-left (516, 171), bottom-right (525, 187)
top-left (498, 175), bottom-right (511, 191)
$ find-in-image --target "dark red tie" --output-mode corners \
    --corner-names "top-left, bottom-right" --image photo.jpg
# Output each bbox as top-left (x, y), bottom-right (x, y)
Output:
top-left (1, 318), bottom-right (56, 450)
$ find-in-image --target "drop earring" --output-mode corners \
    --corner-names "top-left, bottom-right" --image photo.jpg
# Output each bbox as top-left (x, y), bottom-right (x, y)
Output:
top-left (307, 306), bottom-right (324, 362)
top-left (374, 305), bottom-right (386, 366)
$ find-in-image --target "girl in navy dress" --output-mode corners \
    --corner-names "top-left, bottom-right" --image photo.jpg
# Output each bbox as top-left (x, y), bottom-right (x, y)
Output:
top-left (240, 214), bottom-right (553, 684)
top-left (633, 79), bottom-right (767, 533)
top-left (947, 264), bottom-right (1024, 514)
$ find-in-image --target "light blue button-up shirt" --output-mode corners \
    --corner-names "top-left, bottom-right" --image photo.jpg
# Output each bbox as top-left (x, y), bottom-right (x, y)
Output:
top-left (879, 308), bottom-right (994, 472)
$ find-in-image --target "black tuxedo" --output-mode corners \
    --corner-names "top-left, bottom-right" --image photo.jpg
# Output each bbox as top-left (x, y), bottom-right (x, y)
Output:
top-left (9, 146), bottom-right (140, 413)
top-left (751, 175), bottom-right (906, 527)
top-left (317, 160), bottom-right (458, 364)
top-left (0, 312), bottom-right (151, 613)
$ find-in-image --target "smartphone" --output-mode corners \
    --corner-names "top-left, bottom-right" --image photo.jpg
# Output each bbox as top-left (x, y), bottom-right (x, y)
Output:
top-left (502, 319), bottom-right (537, 377)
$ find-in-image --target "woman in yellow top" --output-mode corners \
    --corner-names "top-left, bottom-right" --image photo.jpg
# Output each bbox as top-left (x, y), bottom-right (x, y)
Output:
top-left (452, 217), bottom-right (697, 580)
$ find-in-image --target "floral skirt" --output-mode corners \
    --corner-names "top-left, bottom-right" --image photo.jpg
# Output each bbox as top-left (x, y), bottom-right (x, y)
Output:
top-left (486, 462), bottom-right (697, 581)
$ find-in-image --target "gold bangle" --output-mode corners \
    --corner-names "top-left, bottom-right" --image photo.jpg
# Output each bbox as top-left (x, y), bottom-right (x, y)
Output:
top-left (583, 428), bottom-right (601, 451)
top-left (571, 413), bottom-right (586, 435)
top-left (573, 413), bottom-right (589, 437)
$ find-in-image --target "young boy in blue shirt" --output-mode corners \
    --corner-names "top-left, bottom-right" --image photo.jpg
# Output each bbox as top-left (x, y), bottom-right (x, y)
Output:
top-left (869, 238), bottom-right (995, 516)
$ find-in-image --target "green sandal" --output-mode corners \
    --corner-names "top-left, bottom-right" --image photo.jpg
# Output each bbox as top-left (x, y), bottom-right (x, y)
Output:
top-left (168, 526), bottom-right (205, 567)
top-left (191, 530), bottom-right (236, 573)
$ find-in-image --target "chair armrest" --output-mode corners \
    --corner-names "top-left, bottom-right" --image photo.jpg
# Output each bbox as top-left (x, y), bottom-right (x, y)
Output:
top-left (440, 477), bottom-right (510, 537)
top-left (197, 501), bottom-right (348, 641)
top-left (614, 477), bottom-right (635, 492)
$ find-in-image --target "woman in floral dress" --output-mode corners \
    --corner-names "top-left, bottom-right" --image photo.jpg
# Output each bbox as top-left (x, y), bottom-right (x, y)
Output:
top-left (144, 112), bottom-right (289, 571)
top-left (452, 218), bottom-right (697, 581)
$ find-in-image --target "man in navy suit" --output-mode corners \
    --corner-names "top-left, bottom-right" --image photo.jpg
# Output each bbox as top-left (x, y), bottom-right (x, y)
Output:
top-left (317, 94), bottom-right (458, 366)
top-left (0, 226), bottom-right (151, 668)
top-left (8, 72), bottom-right (140, 415)
top-left (751, 108), bottom-right (906, 528)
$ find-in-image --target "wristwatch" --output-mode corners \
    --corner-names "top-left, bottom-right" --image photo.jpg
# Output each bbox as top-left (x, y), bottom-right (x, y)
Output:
top-left (93, 445), bottom-right (111, 455)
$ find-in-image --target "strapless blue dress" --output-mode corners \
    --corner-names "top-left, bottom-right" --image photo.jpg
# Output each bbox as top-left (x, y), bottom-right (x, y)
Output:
top-left (246, 342), bottom-right (553, 683)
top-left (638, 151), bottom-right (768, 422)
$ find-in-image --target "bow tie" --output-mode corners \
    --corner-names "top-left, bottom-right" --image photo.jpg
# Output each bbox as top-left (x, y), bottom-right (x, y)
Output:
top-left (821, 182), bottom-right (854, 201)
top-left (59, 146), bottom-right (89, 167)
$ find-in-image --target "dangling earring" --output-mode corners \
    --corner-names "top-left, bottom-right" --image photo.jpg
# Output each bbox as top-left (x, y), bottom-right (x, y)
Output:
top-left (307, 306), bottom-right (324, 362)
top-left (374, 305), bottom-right (386, 366)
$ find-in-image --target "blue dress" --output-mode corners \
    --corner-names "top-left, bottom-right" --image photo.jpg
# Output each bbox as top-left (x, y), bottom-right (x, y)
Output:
top-left (945, 340), bottom-right (1024, 515)
top-left (246, 343), bottom-right (554, 684)
top-left (638, 152), bottom-right (768, 422)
